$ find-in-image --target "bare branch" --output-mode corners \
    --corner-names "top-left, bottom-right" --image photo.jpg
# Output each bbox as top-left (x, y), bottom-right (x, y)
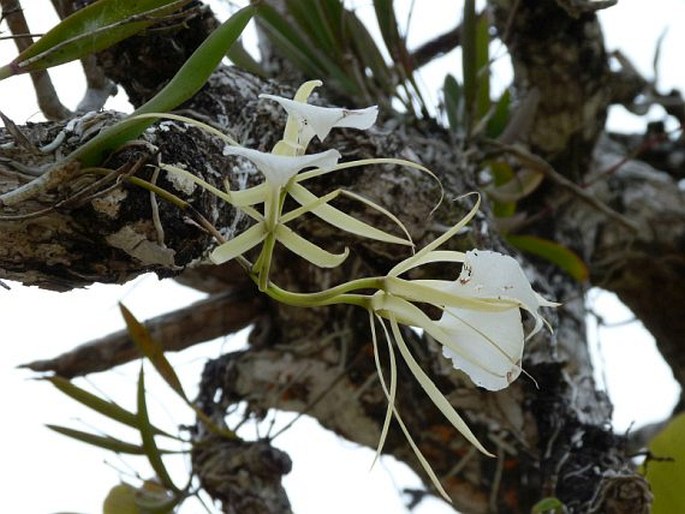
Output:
top-left (22, 286), bottom-right (264, 377)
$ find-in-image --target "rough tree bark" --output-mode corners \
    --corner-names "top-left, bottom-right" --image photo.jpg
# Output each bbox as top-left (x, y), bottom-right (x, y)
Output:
top-left (3, 1), bottom-right (683, 513)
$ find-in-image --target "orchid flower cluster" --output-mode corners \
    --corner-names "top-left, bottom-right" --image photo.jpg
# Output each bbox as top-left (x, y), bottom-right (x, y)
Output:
top-left (153, 81), bottom-right (557, 501)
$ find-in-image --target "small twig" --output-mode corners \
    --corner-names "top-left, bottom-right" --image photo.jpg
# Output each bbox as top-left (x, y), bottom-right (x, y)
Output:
top-left (411, 25), bottom-right (461, 70)
top-left (488, 141), bottom-right (641, 233)
top-left (21, 288), bottom-right (263, 377)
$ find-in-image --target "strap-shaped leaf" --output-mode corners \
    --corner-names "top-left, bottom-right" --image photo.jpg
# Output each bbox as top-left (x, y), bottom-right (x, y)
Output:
top-left (120, 303), bottom-right (187, 401)
top-left (73, 5), bottom-right (254, 166)
top-left (47, 425), bottom-right (148, 455)
top-left (506, 234), bottom-right (589, 282)
top-left (137, 366), bottom-right (179, 492)
top-left (0, 0), bottom-right (191, 80)
top-left (45, 376), bottom-right (174, 438)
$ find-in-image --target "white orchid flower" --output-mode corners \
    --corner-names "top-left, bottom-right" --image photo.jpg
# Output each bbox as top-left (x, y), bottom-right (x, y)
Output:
top-left (343, 196), bottom-right (555, 499)
top-left (434, 249), bottom-right (558, 390)
top-left (260, 79), bottom-right (378, 154)
top-left (221, 146), bottom-right (341, 189)
top-left (144, 79), bottom-right (419, 291)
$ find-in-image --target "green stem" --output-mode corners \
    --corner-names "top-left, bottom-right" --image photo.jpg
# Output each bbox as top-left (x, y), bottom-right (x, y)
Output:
top-left (263, 277), bottom-right (383, 308)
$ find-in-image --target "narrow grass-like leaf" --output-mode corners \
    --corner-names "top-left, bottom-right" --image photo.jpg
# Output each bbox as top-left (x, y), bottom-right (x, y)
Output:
top-left (443, 74), bottom-right (464, 133)
top-left (462, 0), bottom-right (477, 132)
top-left (0, 0), bottom-right (191, 80)
top-left (506, 235), bottom-right (589, 282)
top-left (137, 366), bottom-right (179, 492)
top-left (474, 13), bottom-right (491, 122)
top-left (287, 0), bottom-right (341, 58)
top-left (255, 4), bottom-right (326, 78)
top-left (226, 39), bottom-right (267, 77)
top-left (486, 89), bottom-right (511, 138)
top-left (120, 303), bottom-right (187, 401)
top-left (256, 3), bottom-right (357, 94)
top-left (71, 5), bottom-right (254, 166)
top-left (373, 0), bottom-right (402, 60)
top-left (45, 376), bottom-right (175, 438)
top-left (47, 425), bottom-right (148, 454)
top-left (345, 12), bottom-right (394, 94)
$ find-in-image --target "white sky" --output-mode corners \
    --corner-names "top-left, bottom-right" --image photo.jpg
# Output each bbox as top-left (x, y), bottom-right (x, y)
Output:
top-left (0, 1), bottom-right (682, 513)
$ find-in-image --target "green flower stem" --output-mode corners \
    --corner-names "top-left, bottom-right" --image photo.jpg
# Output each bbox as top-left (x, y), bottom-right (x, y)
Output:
top-left (262, 277), bottom-right (384, 308)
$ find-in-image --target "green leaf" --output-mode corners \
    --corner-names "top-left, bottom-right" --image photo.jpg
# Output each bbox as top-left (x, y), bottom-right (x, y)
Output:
top-left (44, 376), bottom-right (174, 438)
top-left (644, 413), bottom-right (685, 514)
top-left (461, 0), bottom-right (477, 131)
top-left (506, 235), bottom-right (589, 282)
top-left (372, 0), bottom-right (403, 62)
top-left (255, 4), bottom-right (327, 78)
top-left (47, 425), bottom-right (148, 454)
top-left (103, 482), bottom-right (178, 514)
top-left (443, 74), bottom-right (464, 133)
top-left (345, 12), bottom-right (394, 95)
top-left (226, 39), bottom-right (266, 77)
top-left (72, 5), bottom-right (254, 166)
top-left (487, 160), bottom-right (516, 218)
top-left (103, 484), bottom-right (141, 514)
top-left (531, 497), bottom-right (567, 513)
top-left (120, 304), bottom-right (187, 401)
top-left (137, 366), bottom-right (179, 492)
top-left (0, 0), bottom-right (192, 80)
top-left (486, 88), bottom-right (511, 138)
top-left (474, 13), bottom-right (491, 122)
top-left (255, 3), bottom-right (356, 95)
top-left (462, 4), bottom-right (491, 133)
top-left (487, 167), bottom-right (544, 204)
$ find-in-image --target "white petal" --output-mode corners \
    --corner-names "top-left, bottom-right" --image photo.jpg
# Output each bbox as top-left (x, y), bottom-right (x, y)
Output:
top-left (435, 306), bottom-right (524, 391)
top-left (447, 249), bottom-right (556, 334)
top-left (222, 146), bottom-right (341, 188)
top-left (260, 94), bottom-right (378, 141)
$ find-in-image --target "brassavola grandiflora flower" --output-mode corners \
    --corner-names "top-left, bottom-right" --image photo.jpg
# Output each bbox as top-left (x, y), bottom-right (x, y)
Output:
top-left (434, 249), bottom-right (558, 389)
top-left (260, 195), bottom-right (558, 502)
top-left (260, 79), bottom-right (378, 152)
top-left (133, 81), bottom-right (556, 501)
top-left (147, 80), bottom-right (438, 290)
